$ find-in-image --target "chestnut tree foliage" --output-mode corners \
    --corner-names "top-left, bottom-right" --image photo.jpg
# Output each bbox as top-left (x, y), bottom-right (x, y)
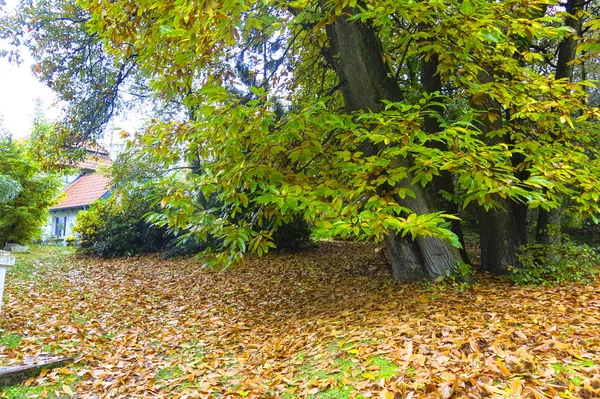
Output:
top-left (11, 0), bottom-right (600, 279)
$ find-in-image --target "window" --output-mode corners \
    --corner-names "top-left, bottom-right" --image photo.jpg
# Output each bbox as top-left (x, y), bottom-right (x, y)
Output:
top-left (54, 216), bottom-right (67, 237)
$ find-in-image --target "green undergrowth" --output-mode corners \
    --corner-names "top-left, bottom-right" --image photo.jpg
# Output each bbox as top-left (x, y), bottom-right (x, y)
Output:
top-left (0, 333), bottom-right (22, 350)
top-left (507, 241), bottom-right (600, 286)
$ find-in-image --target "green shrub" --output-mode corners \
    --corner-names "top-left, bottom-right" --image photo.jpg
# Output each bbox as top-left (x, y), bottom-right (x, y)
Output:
top-left (507, 240), bottom-right (600, 286)
top-left (74, 191), bottom-right (313, 259)
top-left (74, 190), bottom-right (169, 257)
top-left (563, 215), bottom-right (600, 248)
top-left (64, 235), bottom-right (76, 247)
top-left (161, 214), bottom-right (313, 258)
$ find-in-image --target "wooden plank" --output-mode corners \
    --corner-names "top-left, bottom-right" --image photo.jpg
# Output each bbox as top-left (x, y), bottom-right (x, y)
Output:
top-left (0, 357), bottom-right (73, 388)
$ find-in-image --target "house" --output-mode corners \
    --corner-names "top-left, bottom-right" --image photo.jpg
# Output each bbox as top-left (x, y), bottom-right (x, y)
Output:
top-left (43, 145), bottom-right (112, 241)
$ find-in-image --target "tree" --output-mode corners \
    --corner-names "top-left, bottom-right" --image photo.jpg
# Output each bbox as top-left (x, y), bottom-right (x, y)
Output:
top-left (0, 118), bottom-right (22, 203)
top-left (53, 0), bottom-right (600, 279)
top-left (0, 175), bottom-right (21, 204)
top-left (535, 0), bottom-right (586, 249)
top-left (0, 132), bottom-right (61, 245)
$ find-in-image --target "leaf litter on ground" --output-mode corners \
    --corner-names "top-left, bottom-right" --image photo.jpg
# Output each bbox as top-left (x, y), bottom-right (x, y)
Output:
top-left (0, 242), bottom-right (599, 398)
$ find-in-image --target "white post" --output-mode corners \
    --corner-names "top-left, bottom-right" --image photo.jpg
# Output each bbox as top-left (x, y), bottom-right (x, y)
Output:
top-left (0, 250), bottom-right (15, 313)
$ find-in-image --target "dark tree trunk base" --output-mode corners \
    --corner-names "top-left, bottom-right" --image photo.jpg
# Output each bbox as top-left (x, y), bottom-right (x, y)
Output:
top-left (324, 4), bottom-right (463, 281)
top-left (478, 199), bottom-right (523, 274)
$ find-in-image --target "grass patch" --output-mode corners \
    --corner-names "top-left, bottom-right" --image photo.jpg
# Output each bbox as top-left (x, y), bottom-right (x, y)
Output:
top-left (42, 344), bottom-right (65, 355)
top-left (1, 371), bottom-right (81, 399)
top-left (286, 345), bottom-right (399, 398)
top-left (1, 385), bottom-right (47, 399)
top-left (552, 360), bottom-right (596, 374)
top-left (7, 245), bottom-right (74, 284)
top-left (0, 333), bottom-right (21, 350)
top-left (156, 366), bottom-right (184, 380)
top-left (368, 356), bottom-right (399, 380)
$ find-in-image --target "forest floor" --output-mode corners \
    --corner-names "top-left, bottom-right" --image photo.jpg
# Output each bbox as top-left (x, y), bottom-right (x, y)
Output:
top-left (0, 243), bottom-right (599, 399)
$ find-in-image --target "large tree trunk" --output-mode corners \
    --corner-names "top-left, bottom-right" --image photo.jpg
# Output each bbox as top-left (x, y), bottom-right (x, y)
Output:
top-left (478, 205), bottom-right (523, 274)
top-left (536, 0), bottom-right (583, 247)
top-left (420, 51), bottom-right (469, 263)
top-left (473, 71), bottom-right (524, 274)
top-left (323, 8), bottom-right (462, 280)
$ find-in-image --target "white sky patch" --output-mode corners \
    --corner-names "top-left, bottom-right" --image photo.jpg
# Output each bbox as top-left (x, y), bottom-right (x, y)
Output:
top-left (0, 0), bottom-right (57, 138)
top-left (0, 0), bottom-right (141, 151)
top-left (0, 52), bottom-right (58, 139)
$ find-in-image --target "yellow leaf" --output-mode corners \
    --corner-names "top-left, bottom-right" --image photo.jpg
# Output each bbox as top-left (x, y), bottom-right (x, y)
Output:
top-left (496, 360), bottom-right (511, 377)
top-left (63, 384), bottom-right (74, 396)
top-left (379, 389), bottom-right (395, 399)
top-left (510, 379), bottom-right (522, 394)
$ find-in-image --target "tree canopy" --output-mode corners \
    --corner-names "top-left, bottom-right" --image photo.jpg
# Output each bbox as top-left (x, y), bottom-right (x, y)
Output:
top-left (7, 0), bottom-right (600, 279)
top-left (0, 174), bottom-right (22, 204)
top-left (0, 130), bottom-right (61, 245)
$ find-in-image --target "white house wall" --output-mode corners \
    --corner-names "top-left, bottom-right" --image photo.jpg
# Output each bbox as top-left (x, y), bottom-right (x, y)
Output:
top-left (43, 209), bottom-right (81, 240)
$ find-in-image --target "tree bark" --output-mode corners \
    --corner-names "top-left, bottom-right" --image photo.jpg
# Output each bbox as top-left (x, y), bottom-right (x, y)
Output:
top-left (536, 206), bottom-right (562, 245)
top-left (473, 70), bottom-right (524, 274)
top-left (536, 0), bottom-right (583, 247)
top-left (509, 148), bottom-right (529, 245)
top-left (420, 51), bottom-right (469, 263)
top-left (478, 205), bottom-right (523, 274)
top-left (323, 8), bottom-right (462, 280)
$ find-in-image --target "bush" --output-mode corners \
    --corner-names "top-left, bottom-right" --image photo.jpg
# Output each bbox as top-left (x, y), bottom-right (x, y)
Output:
top-left (74, 191), bottom-right (169, 257)
top-left (64, 235), bottom-right (76, 247)
top-left (507, 240), bottom-right (600, 286)
top-left (74, 190), bottom-right (313, 259)
top-left (161, 214), bottom-right (313, 258)
top-left (563, 215), bottom-right (600, 248)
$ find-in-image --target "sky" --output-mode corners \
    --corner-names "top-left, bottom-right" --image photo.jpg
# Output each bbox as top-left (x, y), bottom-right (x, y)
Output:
top-left (0, 49), bottom-right (138, 157)
top-left (0, 47), bottom-right (58, 139)
top-left (0, 0), bottom-right (141, 151)
top-left (0, 0), bottom-right (59, 138)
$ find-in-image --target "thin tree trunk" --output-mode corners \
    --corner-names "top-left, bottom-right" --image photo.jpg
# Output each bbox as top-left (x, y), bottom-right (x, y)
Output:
top-left (536, 0), bottom-right (583, 247)
top-left (322, 7), bottom-right (462, 280)
top-left (508, 134), bottom-right (529, 245)
top-left (536, 206), bottom-right (562, 245)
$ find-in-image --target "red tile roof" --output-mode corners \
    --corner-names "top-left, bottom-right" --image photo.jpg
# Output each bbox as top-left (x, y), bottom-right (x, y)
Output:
top-left (50, 173), bottom-right (111, 210)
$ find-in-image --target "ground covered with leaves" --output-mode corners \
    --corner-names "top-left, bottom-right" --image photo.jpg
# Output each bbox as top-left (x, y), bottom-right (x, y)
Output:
top-left (1, 243), bottom-right (599, 398)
